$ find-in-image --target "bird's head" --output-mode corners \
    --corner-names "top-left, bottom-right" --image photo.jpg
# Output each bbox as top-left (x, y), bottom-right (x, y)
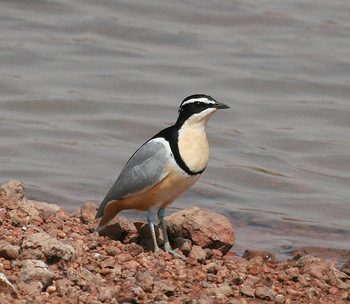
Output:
top-left (176, 94), bottom-right (229, 127)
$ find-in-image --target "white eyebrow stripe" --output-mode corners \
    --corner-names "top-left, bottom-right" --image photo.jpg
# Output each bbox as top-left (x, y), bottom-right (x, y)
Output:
top-left (181, 97), bottom-right (217, 107)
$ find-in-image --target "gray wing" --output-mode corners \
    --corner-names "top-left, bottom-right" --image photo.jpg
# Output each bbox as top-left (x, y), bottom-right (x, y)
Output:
top-left (96, 139), bottom-right (169, 218)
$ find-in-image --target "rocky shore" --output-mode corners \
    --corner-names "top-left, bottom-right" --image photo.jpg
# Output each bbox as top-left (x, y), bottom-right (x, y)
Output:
top-left (0, 180), bottom-right (349, 303)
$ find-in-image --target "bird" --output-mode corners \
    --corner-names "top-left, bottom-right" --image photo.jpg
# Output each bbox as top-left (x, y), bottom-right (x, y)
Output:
top-left (95, 94), bottom-right (229, 258)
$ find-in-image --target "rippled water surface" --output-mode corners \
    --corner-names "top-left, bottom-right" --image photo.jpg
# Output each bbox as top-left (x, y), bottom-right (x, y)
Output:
top-left (1, 0), bottom-right (349, 262)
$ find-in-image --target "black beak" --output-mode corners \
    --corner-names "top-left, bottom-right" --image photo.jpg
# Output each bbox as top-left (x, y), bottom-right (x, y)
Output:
top-left (214, 102), bottom-right (230, 110)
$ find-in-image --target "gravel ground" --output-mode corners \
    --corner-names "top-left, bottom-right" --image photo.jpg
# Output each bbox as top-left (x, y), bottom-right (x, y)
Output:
top-left (0, 180), bottom-right (349, 304)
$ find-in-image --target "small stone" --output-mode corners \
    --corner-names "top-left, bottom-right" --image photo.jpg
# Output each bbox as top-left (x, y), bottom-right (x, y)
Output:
top-left (105, 245), bottom-right (121, 256)
top-left (209, 282), bottom-right (233, 297)
top-left (0, 180), bottom-right (27, 205)
top-left (21, 232), bottom-right (75, 263)
top-left (255, 286), bottom-right (276, 301)
top-left (0, 272), bottom-right (18, 297)
top-left (242, 249), bottom-right (276, 264)
top-left (17, 280), bottom-right (42, 297)
top-left (297, 255), bottom-right (342, 287)
top-left (341, 291), bottom-right (349, 300)
top-left (211, 249), bottom-right (223, 258)
top-left (285, 267), bottom-right (299, 281)
top-left (207, 273), bottom-right (217, 282)
top-left (124, 260), bottom-right (140, 271)
top-left (135, 271), bottom-right (154, 292)
top-left (30, 199), bottom-right (61, 213)
top-left (126, 243), bottom-right (144, 257)
top-left (46, 285), bottom-right (56, 294)
top-left (286, 288), bottom-right (298, 296)
top-left (172, 236), bottom-right (192, 256)
top-left (97, 286), bottom-right (116, 302)
top-left (341, 259), bottom-right (350, 276)
top-left (205, 261), bottom-right (220, 274)
top-left (99, 216), bottom-right (138, 243)
top-left (277, 271), bottom-right (288, 281)
top-left (202, 281), bottom-right (213, 288)
top-left (72, 202), bottom-right (98, 224)
top-left (189, 245), bottom-right (207, 263)
top-left (0, 241), bottom-right (20, 260)
top-left (240, 285), bottom-right (254, 297)
top-left (153, 279), bottom-right (176, 296)
top-left (304, 287), bottom-right (320, 298)
top-left (275, 294), bottom-right (285, 304)
top-left (231, 271), bottom-right (244, 285)
top-left (117, 252), bottom-right (133, 263)
top-left (197, 294), bottom-right (215, 304)
top-left (18, 260), bottom-right (55, 290)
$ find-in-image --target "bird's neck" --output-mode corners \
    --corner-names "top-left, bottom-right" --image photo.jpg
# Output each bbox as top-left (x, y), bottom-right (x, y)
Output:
top-left (177, 115), bottom-right (211, 173)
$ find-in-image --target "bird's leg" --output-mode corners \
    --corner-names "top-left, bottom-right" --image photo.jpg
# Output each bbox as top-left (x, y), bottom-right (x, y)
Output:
top-left (147, 210), bottom-right (161, 254)
top-left (158, 208), bottom-right (186, 259)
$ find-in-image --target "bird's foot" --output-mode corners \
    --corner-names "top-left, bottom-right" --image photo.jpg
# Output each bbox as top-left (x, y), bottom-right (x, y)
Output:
top-left (153, 246), bottom-right (161, 255)
top-left (164, 242), bottom-right (186, 259)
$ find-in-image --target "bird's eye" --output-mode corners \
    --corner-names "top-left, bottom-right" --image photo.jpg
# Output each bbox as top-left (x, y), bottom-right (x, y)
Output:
top-left (195, 102), bottom-right (201, 107)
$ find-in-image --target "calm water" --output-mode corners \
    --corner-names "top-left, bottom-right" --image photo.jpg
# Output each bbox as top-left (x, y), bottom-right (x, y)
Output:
top-left (1, 1), bottom-right (349, 262)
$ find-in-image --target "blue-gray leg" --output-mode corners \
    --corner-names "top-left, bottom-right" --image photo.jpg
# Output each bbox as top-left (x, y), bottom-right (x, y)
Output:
top-left (147, 210), bottom-right (160, 254)
top-left (158, 208), bottom-right (185, 259)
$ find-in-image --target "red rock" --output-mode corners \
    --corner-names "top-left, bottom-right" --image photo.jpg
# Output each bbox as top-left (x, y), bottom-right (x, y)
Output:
top-left (46, 285), bottom-right (56, 294)
top-left (197, 294), bottom-right (216, 304)
top-left (18, 259), bottom-right (55, 290)
top-left (0, 272), bottom-right (17, 297)
top-left (240, 285), bottom-right (254, 297)
top-left (124, 260), bottom-right (140, 271)
top-left (21, 232), bottom-right (75, 263)
top-left (172, 236), bottom-right (192, 256)
top-left (119, 279), bottom-right (141, 302)
top-left (126, 243), bottom-right (144, 257)
top-left (98, 216), bottom-right (138, 243)
top-left (0, 180), bottom-right (27, 206)
top-left (72, 202), bottom-right (98, 224)
top-left (248, 265), bottom-right (261, 275)
top-left (153, 279), bottom-right (176, 296)
top-left (304, 287), bottom-right (320, 299)
top-left (342, 259), bottom-right (350, 276)
top-left (255, 286), bottom-right (276, 301)
top-left (0, 241), bottom-right (19, 260)
top-left (189, 245), bottom-right (207, 263)
top-left (247, 255), bottom-right (264, 267)
top-left (286, 267), bottom-right (300, 281)
top-left (208, 281), bottom-right (233, 298)
top-left (29, 199), bottom-right (61, 213)
top-left (117, 252), bottom-right (133, 263)
top-left (297, 255), bottom-right (350, 289)
top-left (242, 249), bottom-right (276, 264)
top-left (136, 271), bottom-right (155, 292)
top-left (97, 286), bottom-right (117, 302)
top-left (17, 280), bottom-right (42, 297)
top-left (166, 206), bottom-right (234, 255)
top-left (105, 245), bottom-right (121, 256)
top-left (211, 249), bottom-right (223, 258)
top-left (231, 270), bottom-right (244, 285)
top-left (205, 261), bottom-right (220, 274)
